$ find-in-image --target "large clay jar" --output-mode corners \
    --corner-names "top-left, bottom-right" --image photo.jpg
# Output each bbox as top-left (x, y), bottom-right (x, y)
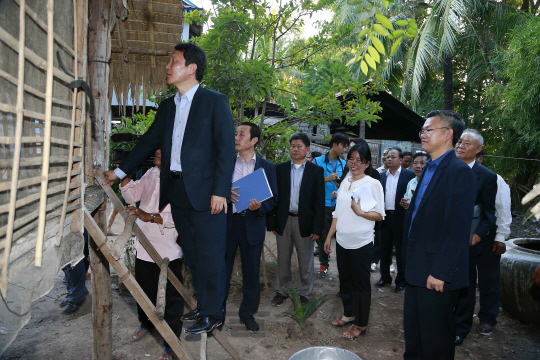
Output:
top-left (500, 238), bottom-right (540, 324)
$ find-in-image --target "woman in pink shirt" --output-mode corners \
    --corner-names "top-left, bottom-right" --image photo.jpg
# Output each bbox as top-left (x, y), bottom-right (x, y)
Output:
top-left (120, 149), bottom-right (183, 360)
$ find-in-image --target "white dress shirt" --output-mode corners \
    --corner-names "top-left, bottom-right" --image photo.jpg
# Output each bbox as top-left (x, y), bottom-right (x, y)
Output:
top-left (495, 174), bottom-right (512, 243)
top-left (289, 160), bottom-right (307, 213)
top-left (232, 153), bottom-right (256, 213)
top-left (114, 84), bottom-right (200, 179)
top-left (384, 166), bottom-right (401, 210)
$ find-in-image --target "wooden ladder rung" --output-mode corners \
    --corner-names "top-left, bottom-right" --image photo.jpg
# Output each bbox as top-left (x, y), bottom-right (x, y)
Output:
top-left (155, 257), bottom-right (169, 320)
top-left (83, 209), bottom-right (194, 360)
top-left (109, 214), bottom-right (137, 260)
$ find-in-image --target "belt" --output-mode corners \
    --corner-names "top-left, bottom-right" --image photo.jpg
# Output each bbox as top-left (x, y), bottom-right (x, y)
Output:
top-left (233, 211), bottom-right (247, 217)
top-left (171, 171), bottom-right (183, 179)
top-left (288, 212), bottom-right (298, 217)
top-left (386, 210), bottom-right (395, 214)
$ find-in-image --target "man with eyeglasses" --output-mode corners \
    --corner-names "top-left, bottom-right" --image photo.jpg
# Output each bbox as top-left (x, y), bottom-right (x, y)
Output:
top-left (454, 129), bottom-right (499, 345)
top-left (376, 147), bottom-right (415, 293)
top-left (313, 133), bottom-right (350, 277)
top-left (403, 110), bottom-right (476, 359)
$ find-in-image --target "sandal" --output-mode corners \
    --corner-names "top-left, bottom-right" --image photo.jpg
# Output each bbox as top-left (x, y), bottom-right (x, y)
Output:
top-left (331, 315), bottom-right (355, 327)
top-left (342, 325), bottom-right (367, 340)
top-left (130, 326), bottom-right (148, 342)
top-left (159, 347), bottom-right (178, 360)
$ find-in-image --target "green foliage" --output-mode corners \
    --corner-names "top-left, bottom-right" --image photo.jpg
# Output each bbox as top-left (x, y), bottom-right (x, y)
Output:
top-left (110, 111), bottom-right (155, 151)
top-left (483, 15), bottom-right (540, 187)
top-left (286, 285), bottom-right (327, 331)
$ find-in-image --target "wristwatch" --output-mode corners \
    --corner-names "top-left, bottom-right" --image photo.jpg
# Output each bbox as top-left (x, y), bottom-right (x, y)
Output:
top-left (150, 213), bottom-right (157, 223)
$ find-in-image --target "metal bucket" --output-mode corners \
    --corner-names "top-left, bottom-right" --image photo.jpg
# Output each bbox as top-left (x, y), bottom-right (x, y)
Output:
top-left (289, 347), bottom-right (362, 360)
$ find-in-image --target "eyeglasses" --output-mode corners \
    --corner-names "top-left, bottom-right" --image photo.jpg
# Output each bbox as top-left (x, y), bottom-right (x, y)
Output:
top-left (419, 127), bottom-right (449, 138)
top-left (347, 159), bottom-right (366, 165)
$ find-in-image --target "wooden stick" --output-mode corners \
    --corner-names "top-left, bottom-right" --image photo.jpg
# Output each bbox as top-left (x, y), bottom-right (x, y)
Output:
top-left (12, 0), bottom-right (83, 64)
top-left (147, 0), bottom-right (156, 69)
top-left (110, 215), bottom-right (137, 260)
top-left (0, 155), bottom-right (82, 168)
top-left (0, 182), bottom-right (79, 215)
top-left (0, 26), bottom-right (73, 84)
top-left (111, 46), bottom-right (169, 56)
top-left (0, 103), bottom-right (81, 127)
top-left (84, 210), bottom-right (194, 360)
top-left (155, 257), bottom-right (170, 320)
top-left (264, 242), bottom-right (278, 262)
top-left (56, 0), bottom-right (79, 246)
top-left (0, 136), bottom-right (82, 147)
top-left (0, 169), bottom-right (81, 192)
top-left (35, 0), bottom-right (55, 267)
top-left (0, 0), bottom-right (27, 297)
top-left (261, 246), bottom-right (269, 295)
top-left (95, 174), bottom-right (241, 360)
top-left (200, 332), bottom-right (207, 360)
top-left (0, 68), bottom-right (77, 108)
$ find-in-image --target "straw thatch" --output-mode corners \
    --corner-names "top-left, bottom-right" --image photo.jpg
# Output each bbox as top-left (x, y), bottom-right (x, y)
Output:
top-left (109, 0), bottom-right (186, 114)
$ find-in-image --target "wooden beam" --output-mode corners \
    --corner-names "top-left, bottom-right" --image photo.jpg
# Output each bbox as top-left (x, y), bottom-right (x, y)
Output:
top-left (154, 257), bottom-right (170, 320)
top-left (111, 45), bottom-right (169, 56)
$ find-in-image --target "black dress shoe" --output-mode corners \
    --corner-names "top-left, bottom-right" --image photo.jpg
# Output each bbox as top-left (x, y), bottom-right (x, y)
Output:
top-left (185, 316), bottom-right (223, 334)
top-left (181, 309), bottom-right (199, 321)
top-left (395, 285), bottom-right (406, 293)
top-left (240, 317), bottom-right (259, 332)
top-left (375, 279), bottom-right (391, 287)
top-left (455, 335), bottom-right (464, 346)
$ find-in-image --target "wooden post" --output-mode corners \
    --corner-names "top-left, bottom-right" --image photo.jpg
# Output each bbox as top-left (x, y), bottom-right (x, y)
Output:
top-left (155, 257), bottom-right (169, 320)
top-left (88, 1), bottom-right (113, 359)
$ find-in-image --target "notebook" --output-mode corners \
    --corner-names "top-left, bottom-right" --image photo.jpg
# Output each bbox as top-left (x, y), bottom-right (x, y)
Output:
top-left (232, 168), bottom-right (274, 212)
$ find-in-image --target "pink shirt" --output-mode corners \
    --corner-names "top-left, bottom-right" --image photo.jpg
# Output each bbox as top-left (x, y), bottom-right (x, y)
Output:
top-left (120, 166), bottom-right (182, 262)
top-left (232, 153), bottom-right (256, 213)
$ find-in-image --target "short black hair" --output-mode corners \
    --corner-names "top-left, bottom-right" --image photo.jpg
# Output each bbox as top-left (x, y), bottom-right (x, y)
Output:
top-left (174, 42), bottom-right (207, 82)
top-left (239, 122), bottom-right (261, 145)
top-left (310, 151), bottom-right (322, 159)
top-left (476, 149), bottom-right (485, 158)
top-left (388, 146), bottom-right (403, 158)
top-left (426, 110), bottom-right (465, 146)
top-left (402, 151), bottom-right (413, 158)
top-left (413, 151), bottom-right (430, 161)
top-left (289, 132), bottom-right (310, 147)
top-left (330, 133), bottom-right (350, 148)
top-left (347, 140), bottom-right (372, 176)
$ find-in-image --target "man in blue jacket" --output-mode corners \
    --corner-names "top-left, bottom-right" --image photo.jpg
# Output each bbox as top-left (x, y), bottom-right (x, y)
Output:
top-left (403, 110), bottom-right (476, 359)
top-left (313, 133), bottom-right (349, 277)
top-left (225, 122), bottom-right (278, 332)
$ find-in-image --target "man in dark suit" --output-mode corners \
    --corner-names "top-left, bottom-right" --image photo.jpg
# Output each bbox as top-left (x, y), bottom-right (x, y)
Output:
top-left (267, 133), bottom-right (325, 306)
top-left (454, 129), bottom-right (498, 345)
top-left (224, 122), bottom-right (278, 332)
top-left (103, 42), bottom-right (235, 334)
top-left (376, 146), bottom-right (415, 293)
top-left (403, 110), bottom-right (476, 359)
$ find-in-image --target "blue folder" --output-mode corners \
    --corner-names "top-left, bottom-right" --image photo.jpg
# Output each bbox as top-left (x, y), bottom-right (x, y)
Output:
top-left (232, 168), bottom-right (274, 212)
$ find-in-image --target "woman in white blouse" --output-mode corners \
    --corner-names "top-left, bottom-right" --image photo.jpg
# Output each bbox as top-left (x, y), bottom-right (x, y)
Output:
top-left (324, 142), bottom-right (385, 340)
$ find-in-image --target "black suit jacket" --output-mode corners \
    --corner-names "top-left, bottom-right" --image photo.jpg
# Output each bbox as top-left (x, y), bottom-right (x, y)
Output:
top-left (471, 162), bottom-right (497, 240)
top-left (118, 87), bottom-right (236, 211)
top-left (380, 168), bottom-right (415, 222)
top-left (227, 156), bottom-right (278, 245)
top-left (267, 161), bottom-right (325, 238)
top-left (404, 151), bottom-right (476, 290)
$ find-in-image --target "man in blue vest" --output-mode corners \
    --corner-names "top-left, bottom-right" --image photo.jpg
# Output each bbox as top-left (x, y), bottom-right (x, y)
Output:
top-left (313, 133), bottom-right (349, 277)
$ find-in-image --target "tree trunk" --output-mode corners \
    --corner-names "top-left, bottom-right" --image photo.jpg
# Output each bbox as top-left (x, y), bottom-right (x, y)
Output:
top-left (88, 1), bottom-right (113, 359)
top-left (443, 56), bottom-right (454, 111)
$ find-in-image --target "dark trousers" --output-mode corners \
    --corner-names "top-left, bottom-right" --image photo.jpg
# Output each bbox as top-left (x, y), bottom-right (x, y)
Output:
top-left (63, 229), bottom-right (90, 303)
top-left (135, 258), bottom-right (184, 348)
top-left (336, 242), bottom-right (372, 327)
top-left (169, 177), bottom-right (227, 318)
top-left (455, 239), bottom-right (501, 338)
top-left (370, 221), bottom-right (381, 264)
top-left (404, 284), bottom-right (460, 360)
top-left (316, 206), bottom-right (334, 267)
top-left (380, 211), bottom-right (405, 286)
top-left (224, 215), bottom-right (264, 320)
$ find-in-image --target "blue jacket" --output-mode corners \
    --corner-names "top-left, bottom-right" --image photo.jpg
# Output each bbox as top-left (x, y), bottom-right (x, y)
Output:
top-left (314, 153), bottom-right (347, 207)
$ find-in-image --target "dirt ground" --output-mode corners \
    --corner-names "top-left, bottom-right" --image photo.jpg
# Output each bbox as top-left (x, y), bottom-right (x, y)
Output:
top-left (2, 213), bottom-right (540, 360)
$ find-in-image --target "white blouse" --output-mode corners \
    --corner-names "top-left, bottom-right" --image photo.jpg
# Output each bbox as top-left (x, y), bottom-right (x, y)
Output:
top-left (333, 175), bottom-right (385, 250)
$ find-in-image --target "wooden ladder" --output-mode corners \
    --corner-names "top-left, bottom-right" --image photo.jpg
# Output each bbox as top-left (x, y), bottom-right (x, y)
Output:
top-left (84, 174), bottom-right (241, 360)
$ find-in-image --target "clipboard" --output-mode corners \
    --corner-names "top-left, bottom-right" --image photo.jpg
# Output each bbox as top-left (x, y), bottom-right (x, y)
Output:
top-left (232, 168), bottom-right (274, 212)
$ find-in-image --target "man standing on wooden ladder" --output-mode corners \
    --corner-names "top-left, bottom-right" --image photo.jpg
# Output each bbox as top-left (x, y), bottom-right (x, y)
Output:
top-left (103, 42), bottom-right (235, 335)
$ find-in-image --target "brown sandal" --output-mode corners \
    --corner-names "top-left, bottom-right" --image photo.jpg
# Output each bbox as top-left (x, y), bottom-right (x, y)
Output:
top-left (130, 326), bottom-right (148, 341)
top-left (342, 325), bottom-right (367, 340)
top-left (331, 315), bottom-right (355, 327)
